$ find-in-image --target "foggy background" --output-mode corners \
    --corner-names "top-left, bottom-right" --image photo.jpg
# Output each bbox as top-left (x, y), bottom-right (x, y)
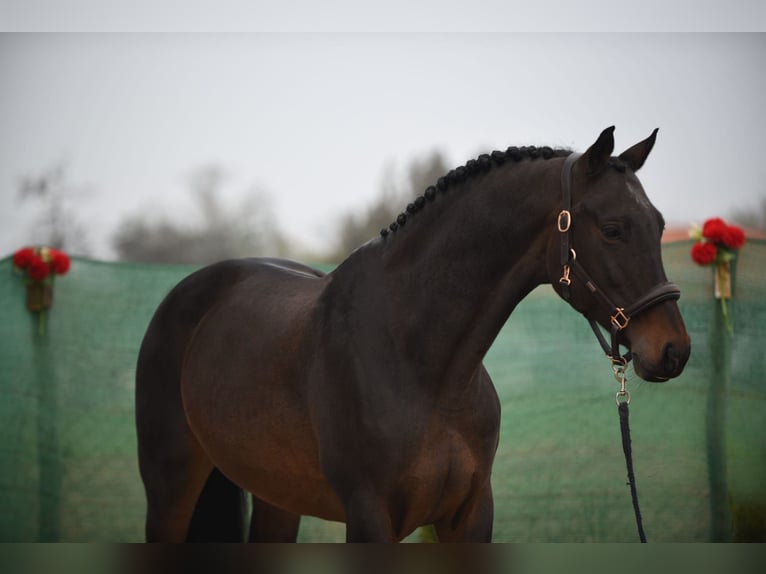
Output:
top-left (1, 10), bottom-right (765, 263)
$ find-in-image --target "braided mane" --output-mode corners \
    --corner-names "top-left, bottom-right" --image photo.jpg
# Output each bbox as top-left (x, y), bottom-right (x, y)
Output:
top-left (380, 145), bottom-right (573, 238)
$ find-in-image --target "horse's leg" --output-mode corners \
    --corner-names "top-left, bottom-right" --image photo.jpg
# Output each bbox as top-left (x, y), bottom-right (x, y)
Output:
top-left (186, 467), bottom-right (249, 542)
top-left (141, 441), bottom-right (213, 542)
top-left (434, 482), bottom-right (494, 542)
top-left (343, 487), bottom-right (396, 542)
top-left (248, 496), bottom-right (301, 542)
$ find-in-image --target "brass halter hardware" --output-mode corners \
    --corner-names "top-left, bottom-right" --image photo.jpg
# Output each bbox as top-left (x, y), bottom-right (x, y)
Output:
top-left (559, 248), bottom-right (576, 286)
top-left (557, 152), bottom-right (681, 363)
top-left (610, 308), bottom-right (630, 331)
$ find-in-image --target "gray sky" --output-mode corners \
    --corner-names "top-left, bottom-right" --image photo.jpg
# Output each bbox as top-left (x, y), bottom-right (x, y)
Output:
top-left (2, 1), bottom-right (764, 32)
top-left (1, 30), bottom-right (765, 258)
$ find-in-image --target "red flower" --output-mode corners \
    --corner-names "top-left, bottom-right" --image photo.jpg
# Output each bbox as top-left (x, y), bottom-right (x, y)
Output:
top-left (702, 217), bottom-right (728, 243)
top-left (49, 249), bottom-right (71, 275)
top-left (691, 241), bottom-right (717, 265)
top-left (13, 247), bottom-right (36, 269)
top-left (27, 255), bottom-right (51, 281)
top-left (722, 225), bottom-right (746, 250)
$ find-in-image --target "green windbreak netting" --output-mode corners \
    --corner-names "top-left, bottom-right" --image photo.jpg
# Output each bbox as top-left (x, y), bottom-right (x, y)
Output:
top-left (1, 241), bottom-right (764, 542)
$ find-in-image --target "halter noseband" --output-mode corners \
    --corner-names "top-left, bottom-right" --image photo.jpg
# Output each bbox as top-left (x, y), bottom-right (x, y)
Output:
top-left (557, 153), bottom-right (681, 365)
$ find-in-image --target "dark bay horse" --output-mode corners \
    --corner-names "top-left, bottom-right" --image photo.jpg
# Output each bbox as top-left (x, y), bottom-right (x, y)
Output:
top-left (135, 127), bottom-right (690, 542)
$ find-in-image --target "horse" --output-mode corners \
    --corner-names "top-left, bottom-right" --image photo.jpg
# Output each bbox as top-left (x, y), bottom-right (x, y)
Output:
top-left (135, 126), bottom-right (690, 542)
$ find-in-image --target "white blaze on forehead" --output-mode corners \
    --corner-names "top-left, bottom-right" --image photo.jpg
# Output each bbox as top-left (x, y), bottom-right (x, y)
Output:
top-left (626, 178), bottom-right (653, 211)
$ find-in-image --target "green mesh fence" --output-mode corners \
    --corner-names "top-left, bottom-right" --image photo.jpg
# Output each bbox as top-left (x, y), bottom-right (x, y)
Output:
top-left (1, 241), bottom-right (764, 542)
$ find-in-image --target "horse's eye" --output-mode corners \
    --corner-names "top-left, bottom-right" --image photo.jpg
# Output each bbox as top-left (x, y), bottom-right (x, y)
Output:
top-left (601, 224), bottom-right (623, 241)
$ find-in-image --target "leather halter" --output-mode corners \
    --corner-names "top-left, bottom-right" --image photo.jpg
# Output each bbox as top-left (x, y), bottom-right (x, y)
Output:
top-left (557, 153), bottom-right (681, 364)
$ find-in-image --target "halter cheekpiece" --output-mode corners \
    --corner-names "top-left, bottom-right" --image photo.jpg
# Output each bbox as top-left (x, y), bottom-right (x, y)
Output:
top-left (557, 152), bottom-right (681, 366)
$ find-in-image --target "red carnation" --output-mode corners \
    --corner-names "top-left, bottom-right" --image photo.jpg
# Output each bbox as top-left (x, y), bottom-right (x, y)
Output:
top-left (49, 249), bottom-right (71, 275)
top-left (691, 241), bottom-right (717, 265)
top-left (702, 217), bottom-right (728, 243)
top-left (13, 247), bottom-right (36, 269)
top-left (27, 255), bottom-right (51, 281)
top-left (722, 224), bottom-right (746, 250)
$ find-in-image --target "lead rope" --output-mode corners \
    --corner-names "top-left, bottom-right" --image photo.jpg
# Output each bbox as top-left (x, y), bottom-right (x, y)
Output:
top-left (614, 361), bottom-right (647, 543)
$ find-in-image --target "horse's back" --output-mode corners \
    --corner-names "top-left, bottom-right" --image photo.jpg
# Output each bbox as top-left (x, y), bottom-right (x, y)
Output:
top-left (136, 257), bottom-right (323, 395)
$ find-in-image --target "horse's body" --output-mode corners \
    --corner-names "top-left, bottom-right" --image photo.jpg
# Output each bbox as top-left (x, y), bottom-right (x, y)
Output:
top-left (136, 128), bottom-right (690, 542)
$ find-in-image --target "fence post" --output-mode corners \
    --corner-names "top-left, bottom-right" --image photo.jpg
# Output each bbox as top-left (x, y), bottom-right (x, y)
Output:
top-left (706, 285), bottom-right (733, 541)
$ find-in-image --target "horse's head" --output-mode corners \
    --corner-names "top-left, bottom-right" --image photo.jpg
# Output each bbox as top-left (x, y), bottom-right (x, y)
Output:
top-left (548, 126), bottom-right (690, 382)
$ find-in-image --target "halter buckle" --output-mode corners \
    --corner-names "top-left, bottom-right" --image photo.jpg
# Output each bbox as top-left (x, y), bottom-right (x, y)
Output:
top-left (557, 210), bottom-right (571, 232)
top-left (611, 308), bottom-right (630, 330)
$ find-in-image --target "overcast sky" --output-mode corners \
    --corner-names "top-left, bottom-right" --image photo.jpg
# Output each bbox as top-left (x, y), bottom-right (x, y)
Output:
top-left (2, 1), bottom-right (764, 32)
top-left (1, 6), bottom-right (765, 259)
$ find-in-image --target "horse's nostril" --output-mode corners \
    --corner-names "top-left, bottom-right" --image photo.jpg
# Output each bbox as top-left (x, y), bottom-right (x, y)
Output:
top-left (662, 342), bottom-right (684, 375)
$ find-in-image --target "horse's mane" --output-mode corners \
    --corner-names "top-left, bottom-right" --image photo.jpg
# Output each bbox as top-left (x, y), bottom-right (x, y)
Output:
top-left (380, 145), bottom-right (573, 238)
top-left (380, 143), bottom-right (638, 238)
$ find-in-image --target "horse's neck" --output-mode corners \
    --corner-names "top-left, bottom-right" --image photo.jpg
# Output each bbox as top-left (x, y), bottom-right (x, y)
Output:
top-left (349, 159), bottom-right (560, 394)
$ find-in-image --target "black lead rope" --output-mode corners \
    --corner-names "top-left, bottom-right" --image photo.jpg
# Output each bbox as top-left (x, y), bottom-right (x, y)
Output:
top-left (618, 400), bottom-right (647, 543)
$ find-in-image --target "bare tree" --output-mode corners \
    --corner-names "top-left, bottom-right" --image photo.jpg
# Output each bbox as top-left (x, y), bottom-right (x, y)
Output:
top-left (730, 195), bottom-right (766, 233)
top-left (17, 164), bottom-right (90, 253)
top-left (113, 165), bottom-right (288, 264)
top-left (328, 150), bottom-right (449, 261)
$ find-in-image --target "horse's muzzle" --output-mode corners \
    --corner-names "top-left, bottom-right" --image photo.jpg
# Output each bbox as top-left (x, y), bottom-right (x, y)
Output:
top-left (632, 337), bottom-right (691, 382)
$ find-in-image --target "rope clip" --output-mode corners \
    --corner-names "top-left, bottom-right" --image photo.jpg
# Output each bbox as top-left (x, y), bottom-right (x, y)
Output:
top-left (612, 357), bottom-right (630, 405)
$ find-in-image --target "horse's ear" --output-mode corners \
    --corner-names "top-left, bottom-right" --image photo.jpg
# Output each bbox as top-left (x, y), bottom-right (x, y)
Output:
top-left (618, 128), bottom-right (659, 172)
top-left (581, 126), bottom-right (615, 175)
